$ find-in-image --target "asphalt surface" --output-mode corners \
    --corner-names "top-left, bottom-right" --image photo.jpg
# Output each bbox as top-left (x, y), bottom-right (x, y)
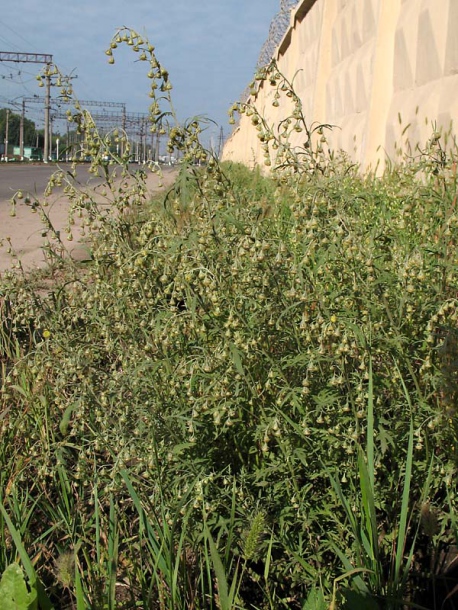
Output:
top-left (0, 163), bottom-right (177, 272)
top-left (0, 163), bottom-right (111, 203)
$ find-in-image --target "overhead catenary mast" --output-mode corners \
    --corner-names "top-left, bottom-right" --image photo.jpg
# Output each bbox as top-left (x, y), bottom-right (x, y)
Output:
top-left (0, 52), bottom-right (53, 161)
top-left (1, 53), bottom-right (160, 163)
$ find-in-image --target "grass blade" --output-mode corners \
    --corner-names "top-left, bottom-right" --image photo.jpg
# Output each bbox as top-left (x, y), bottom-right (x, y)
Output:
top-left (393, 419), bottom-right (414, 588)
top-left (74, 558), bottom-right (86, 610)
top-left (120, 470), bottom-right (168, 574)
top-left (107, 495), bottom-right (118, 610)
top-left (204, 523), bottom-right (230, 610)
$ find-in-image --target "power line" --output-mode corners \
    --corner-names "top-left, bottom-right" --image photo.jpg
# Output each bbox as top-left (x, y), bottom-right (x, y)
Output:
top-left (0, 19), bottom-right (38, 51)
top-left (0, 34), bottom-right (19, 49)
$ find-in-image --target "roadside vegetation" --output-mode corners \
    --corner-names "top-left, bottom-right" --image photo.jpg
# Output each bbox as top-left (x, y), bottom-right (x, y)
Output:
top-left (0, 29), bottom-right (457, 609)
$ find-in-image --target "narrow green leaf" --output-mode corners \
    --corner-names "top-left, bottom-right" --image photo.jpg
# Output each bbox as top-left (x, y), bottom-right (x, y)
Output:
top-left (366, 358), bottom-right (375, 491)
top-left (328, 544), bottom-right (370, 595)
top-left (229, 343), bottom-right (245, 378)
top-left (74, 561), bottom-right (86, 610)
top-left (263, 530), bottom-right (274, 582)
top-left (204, 523), bottom-right (230, 610)
top-left (327, 470), bottom-right (360, 544)
top-left (107, 495), bottom-right (118, 610)
top-left (394, 419), bottom-right (414, 585)
top-left (358, 450), bottom-right (379, 564)
top-left (120, 470), bottom-right (169, 574)
top-left (59, 401), bottom-right (79, 436)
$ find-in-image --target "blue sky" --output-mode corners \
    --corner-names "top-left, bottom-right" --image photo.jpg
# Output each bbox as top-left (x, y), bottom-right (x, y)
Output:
top-left (0, 1), bottom-right (281, 143)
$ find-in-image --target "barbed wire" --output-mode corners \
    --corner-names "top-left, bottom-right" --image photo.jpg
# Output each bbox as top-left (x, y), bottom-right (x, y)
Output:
top-left (239, 0), bottom-right (300, 104)
top-left (257, 0), bottom-right (300, 69)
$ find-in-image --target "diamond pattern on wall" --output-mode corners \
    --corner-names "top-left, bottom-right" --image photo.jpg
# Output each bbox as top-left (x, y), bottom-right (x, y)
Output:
top-left (331, 28), bottom-right (340, 67)
top-left (355, 64), bottom-right (368, 112)
top-left (351, 4), bottom-right (362, 48)
top-left (362, 0), bottom-right (377, 40)
top-left (393, 29), bottom-right (414, 91)
top-left (341, 16), bottom-right (351, 59)
top-left (344, 75), bottom-right (354, 115)
top-left (222, 0), bottom-right (458, 174)
top-left (326, 78), bottom-right (342, 119)
top-left (415, 8), bottom-right (442, 85)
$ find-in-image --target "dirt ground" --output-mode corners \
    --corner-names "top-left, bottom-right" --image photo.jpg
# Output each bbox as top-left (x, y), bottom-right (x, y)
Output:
top-left (0, 166), bottom-right (178, 275)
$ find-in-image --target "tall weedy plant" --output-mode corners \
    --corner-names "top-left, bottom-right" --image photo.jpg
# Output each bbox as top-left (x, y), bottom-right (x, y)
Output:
top-left (229, 58), bottom-right (333, 175)
top-left (1, 24), bottom-right (457, 610)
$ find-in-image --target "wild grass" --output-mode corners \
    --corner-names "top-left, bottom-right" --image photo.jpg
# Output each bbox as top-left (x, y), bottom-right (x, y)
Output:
top-left (0, 29), bottom-right (457, 609)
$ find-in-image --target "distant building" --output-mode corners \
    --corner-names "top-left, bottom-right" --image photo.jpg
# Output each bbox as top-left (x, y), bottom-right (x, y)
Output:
top-left (13, 146), bottom-right (43, 161)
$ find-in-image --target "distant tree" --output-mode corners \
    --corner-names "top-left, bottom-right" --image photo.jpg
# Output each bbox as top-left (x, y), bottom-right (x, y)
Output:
top-left (0, 108), bottom-right (38, 147)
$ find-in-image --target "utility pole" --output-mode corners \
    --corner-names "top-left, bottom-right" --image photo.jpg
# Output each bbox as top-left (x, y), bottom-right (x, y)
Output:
top-left (155, 121), bottom-right (160, 162)
top-left (150, 126), bottom-right (157, 161)
top-left (217, 126), bottom-right (224, 159)
top-left (44, 66), bottom-right (51, 162)
top-left (42, 71), bottom-right (77, 162)
top-left (20, 99), bottom-right (25, 159)
top-left (4, 109), bottom-right (9, 161)
top-left (66, 121), bottom-right (70, 161)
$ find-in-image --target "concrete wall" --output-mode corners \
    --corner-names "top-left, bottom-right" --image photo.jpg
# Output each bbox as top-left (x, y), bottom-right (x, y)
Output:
top-left (222, 0), bottom-right (458, 173)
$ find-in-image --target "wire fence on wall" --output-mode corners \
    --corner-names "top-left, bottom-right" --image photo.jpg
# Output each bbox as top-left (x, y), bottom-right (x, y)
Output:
top-left (239, 0), bottom-right (300, 103)
top-left (257, 0), bottom-right (300, 69)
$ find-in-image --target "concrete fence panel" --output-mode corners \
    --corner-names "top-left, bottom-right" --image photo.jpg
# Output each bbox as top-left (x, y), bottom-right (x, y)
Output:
top-left (222, 0), bottom-right (458, 173)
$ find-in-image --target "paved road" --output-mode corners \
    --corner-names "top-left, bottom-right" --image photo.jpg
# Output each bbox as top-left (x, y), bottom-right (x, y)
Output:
top-left (0, 163), bottom-right (176, 204)
top-left (0, 163), bottom-right (112, 203)
top-left (0, 164), bottom-right (178, 272)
